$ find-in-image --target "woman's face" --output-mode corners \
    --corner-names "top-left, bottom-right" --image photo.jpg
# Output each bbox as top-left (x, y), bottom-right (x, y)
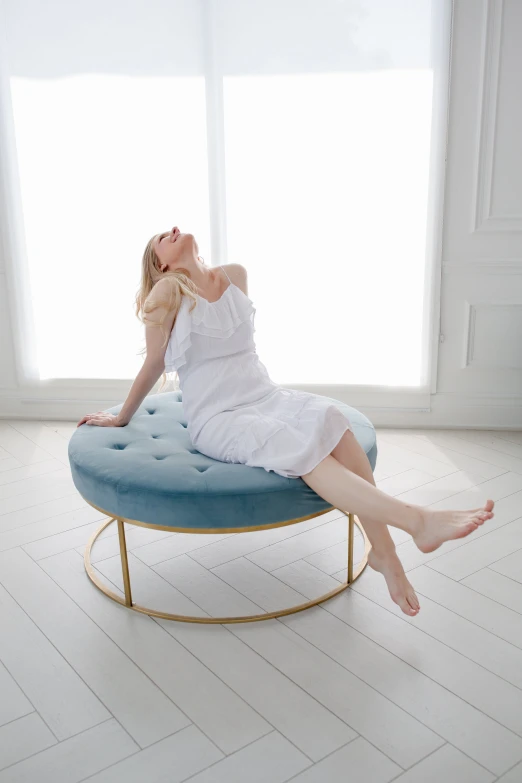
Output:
top-left (154, 226), bottom-right (198, 273)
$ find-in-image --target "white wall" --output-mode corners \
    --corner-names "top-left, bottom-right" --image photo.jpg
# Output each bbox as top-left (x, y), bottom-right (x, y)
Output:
top-left (434, 0), bottom-right (522, 428)
top-left (0, 0), bottom-right (521, 428)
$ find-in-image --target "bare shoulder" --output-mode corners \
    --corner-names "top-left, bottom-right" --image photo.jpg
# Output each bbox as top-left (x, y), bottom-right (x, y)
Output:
top-left (223, 263), bottom-right (248, 294)
top-left (143, 275), bottom-right (179, 328)
top-left (143, 276), bottom-right (181, 365)
top-left (151, 275), bottom-right (176, 298)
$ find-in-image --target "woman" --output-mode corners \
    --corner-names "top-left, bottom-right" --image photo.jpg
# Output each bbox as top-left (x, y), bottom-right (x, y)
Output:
top-left (78, 227), bottom-right (495, 617)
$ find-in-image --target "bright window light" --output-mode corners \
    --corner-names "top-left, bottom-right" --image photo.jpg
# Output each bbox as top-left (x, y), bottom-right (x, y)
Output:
top-left (4, 0), bottom-right (444, 389)
top-left (224, 70), bottom-right (433, 385)
top-left (10, 74), bottom-right (210, 379)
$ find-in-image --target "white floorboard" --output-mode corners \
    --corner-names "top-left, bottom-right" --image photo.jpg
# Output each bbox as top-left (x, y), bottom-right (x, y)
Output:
top-left (388, 743), bottom-right (495, 783)
top-left (0, 714), bottom-right (56, 772)
top-left (286, 736), bottom-right (401, 783)
top-left (180, 731), bottom-right (311, 783)
top-left (281, 602), bottom-right (515, 773)
top-left (94, 554), bottom-right (356, 762)
top-left (0, 663), bottom-right (33, 729)
top-left (80, 725), bottom-right (223, 783)
top-left (0, 720), bottom-right (137, 783)
top-left (462, 568), bottom-right (522, 614)
top-left (0, 582), bottom-right (110, 740)
top-left (0, 420), bottom-right (521, 780)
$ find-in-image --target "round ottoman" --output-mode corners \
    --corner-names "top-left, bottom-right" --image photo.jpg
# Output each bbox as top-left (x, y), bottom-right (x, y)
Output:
top-left (68, 391), bottom-right (377, 623)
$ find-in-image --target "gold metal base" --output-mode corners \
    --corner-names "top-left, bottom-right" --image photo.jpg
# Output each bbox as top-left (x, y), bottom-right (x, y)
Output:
top-left (84, 501), bottom-right (371, 624)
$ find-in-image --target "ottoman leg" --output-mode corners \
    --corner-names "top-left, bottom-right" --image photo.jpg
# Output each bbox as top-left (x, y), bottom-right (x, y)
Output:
top-left (117, 519), bottom-right (133, 607)
top-left (347, 512), bottom-right (354, 583)
top-left (84, 510), bottom-right (371, 623)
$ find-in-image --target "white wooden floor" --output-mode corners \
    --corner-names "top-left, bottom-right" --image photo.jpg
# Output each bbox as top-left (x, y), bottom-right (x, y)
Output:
top-left (1, 421), bottom-right (522, 782)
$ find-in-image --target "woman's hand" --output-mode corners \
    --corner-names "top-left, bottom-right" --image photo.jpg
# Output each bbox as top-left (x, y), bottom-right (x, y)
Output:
top-left (76, 412), bottom-right (126, 428)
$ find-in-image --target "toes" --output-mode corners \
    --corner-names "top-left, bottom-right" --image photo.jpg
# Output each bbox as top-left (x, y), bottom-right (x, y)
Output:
top-left (485, 499), bottom-right (494, 512)
top-left (475, 512), bottom-right (493, 525)
top-left (471, 506), bottom-right (494, 520)
top-left (396, 591), bottom-right (420, 615)
top-left (461, 521), bottom-right (478, 538)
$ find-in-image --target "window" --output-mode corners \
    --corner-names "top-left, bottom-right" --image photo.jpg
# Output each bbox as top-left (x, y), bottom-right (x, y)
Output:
top-left (2, 0), bottom-right (450, 389)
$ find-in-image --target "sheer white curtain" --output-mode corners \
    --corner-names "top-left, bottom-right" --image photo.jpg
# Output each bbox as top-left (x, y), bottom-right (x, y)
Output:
top-left (1, 0), bottom-right (449, 389)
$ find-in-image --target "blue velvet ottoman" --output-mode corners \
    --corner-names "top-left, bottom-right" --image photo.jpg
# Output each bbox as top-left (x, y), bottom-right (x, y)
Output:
top-left (69, 391), bottom-right (377, 623)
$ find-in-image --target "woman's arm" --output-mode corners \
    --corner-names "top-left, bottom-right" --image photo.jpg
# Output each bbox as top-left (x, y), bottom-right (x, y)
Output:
top-left (117, 358), bottom-right (165, 425)
top-left (118, 282), bottom-right (179, 425)
top-left (78, 278), bottom-right (179, 428)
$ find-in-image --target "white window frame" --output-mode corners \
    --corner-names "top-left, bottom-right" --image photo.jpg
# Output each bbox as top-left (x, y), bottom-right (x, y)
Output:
top-left (0, 0), bottom-right (453, 422)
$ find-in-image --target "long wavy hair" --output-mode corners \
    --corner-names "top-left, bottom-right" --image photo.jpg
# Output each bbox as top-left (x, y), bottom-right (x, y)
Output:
top-left (134, 233), bottom-right (203, 392)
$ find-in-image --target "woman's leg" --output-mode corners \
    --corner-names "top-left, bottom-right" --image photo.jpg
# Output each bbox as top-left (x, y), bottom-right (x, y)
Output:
top-left (331, 430), bottom-right (396, 555)
top-left (301, 440), bottom-right (494, 568)
top-left (331, 430), bottom-right (420, 615)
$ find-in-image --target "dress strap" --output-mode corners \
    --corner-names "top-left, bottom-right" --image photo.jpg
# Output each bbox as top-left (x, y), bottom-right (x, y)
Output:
top-left (220, 265), bottom-right (233, 284)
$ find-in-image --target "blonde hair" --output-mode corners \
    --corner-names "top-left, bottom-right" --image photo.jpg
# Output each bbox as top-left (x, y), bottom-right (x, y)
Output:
top-left (134, 233), bottom-right (201, 392)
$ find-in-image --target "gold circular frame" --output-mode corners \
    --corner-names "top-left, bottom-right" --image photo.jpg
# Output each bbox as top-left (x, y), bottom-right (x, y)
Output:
top-left (83, 498), bottom-right (371, 624)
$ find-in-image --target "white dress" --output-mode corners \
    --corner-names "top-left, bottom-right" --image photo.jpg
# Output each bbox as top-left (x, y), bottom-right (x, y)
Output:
top-left (163, 266), bottom-right (354, 479)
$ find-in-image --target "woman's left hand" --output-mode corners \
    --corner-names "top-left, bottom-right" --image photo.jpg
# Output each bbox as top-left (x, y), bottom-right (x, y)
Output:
top-left (77, 412), bottom-right (123, 428)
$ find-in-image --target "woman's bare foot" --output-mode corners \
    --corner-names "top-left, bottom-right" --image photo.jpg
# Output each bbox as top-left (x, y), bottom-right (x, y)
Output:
top-left (412, 499), bottom-right (495, 554)
top-left (368, 549), bottom-right (420, 616)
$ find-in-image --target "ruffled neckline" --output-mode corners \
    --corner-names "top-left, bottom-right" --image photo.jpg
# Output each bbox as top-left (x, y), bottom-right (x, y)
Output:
top-left (196, 282), bottom-right (236, 306)
top-left (164, 282), bottom-right (256, 374)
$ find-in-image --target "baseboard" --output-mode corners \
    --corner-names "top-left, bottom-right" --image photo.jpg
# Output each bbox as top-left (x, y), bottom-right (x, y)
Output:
top-left (0, 387), bottom-right (520, 430)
